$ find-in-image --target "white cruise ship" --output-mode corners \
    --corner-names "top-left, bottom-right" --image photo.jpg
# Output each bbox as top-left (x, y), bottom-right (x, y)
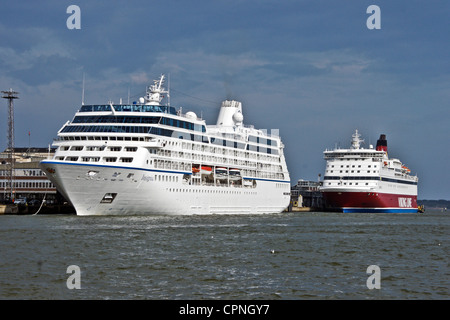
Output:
top-left (40, 75), bottom-right (291, 215)
top-left (320, 130), bottom-right (418, 213)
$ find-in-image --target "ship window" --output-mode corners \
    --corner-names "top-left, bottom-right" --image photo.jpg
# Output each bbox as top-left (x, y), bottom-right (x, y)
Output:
top-left (104, 157), bottom-right (117, 162)
top-left (120, 157), bottom-right (133, 163)
top-left (125, 147), bottom-right (137, 152)
top-left (82, 157), bottom-right (100, 162)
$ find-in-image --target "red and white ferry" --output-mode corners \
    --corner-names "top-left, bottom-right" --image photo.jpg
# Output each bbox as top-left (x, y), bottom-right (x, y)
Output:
top-left (320, 130), bottom-right (418, 213)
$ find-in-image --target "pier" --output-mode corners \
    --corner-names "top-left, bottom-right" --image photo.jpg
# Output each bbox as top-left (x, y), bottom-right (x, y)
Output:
top-left (288, 179), bottom-right (324, 212)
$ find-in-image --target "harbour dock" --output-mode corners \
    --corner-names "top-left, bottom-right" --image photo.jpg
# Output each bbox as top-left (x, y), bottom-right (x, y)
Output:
top-left (0, 147), bottom-right (75, 214)
top-left (287, 179), bottom-right (324, 212)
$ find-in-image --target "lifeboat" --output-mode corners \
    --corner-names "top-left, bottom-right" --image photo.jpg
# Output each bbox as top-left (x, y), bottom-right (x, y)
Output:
top-left (192, 165), bottom-right (213, 174)
top-left (229, 168), bottom-right (241, 181)
top-left (192, 165), bottom-right (200, 173)
top-left (200, 166), bottom-right (213, 174)
top-left (215, 167), bottom-right (228, 177)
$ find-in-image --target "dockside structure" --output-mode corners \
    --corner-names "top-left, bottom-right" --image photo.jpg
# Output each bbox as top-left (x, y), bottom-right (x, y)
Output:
top-left (0, 147), bottom-right (61, 203)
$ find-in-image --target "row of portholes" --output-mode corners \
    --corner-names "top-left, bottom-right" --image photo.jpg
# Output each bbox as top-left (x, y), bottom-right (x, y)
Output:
top-left (155, 175), bottom-right (179, 182)
top-left (327, 182), bottom-right (371, 186)
top-left (167, 188), bottom-right (257, 196)
top-left (0, 181), bottom-right (54, 189)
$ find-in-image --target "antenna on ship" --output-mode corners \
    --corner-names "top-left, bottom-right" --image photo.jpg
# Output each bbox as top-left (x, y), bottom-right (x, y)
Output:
top-left (167, 73), bottom-right (171, 107)
top-left (351, 129), bottom-right (364, 149)
top-left (141, 74), bottom-right (169, 107)
top-left (81, 72), bottom-right (85, 106)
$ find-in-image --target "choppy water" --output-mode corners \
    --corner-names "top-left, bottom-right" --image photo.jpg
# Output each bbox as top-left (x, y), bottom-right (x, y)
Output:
top-left (0, 211), bottom-right (448, 300)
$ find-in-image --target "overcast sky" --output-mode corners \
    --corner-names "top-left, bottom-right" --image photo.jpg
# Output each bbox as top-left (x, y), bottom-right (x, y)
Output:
top-left (0, 0), bottom-right (448, 199)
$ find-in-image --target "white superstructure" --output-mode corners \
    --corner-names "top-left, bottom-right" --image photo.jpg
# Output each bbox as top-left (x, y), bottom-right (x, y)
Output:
top-left (40, 75), bottom-right (291, 215)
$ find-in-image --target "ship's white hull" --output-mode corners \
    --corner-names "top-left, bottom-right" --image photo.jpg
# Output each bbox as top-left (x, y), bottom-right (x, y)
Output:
top-left (40, 160), bottom-right (290, 216)
top-left (39, 77), bottom-right (291, 215)
top-left (321, 177), bottom-right (418, 197)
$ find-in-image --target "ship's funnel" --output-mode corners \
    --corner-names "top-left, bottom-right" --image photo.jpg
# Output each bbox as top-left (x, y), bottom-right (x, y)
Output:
top-left (216, 100), bottom-right (243, 127)
top-left (376, 134), bottom-right (387, 152)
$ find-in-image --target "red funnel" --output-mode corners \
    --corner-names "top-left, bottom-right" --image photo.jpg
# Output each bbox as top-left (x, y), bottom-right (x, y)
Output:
top-left (376, 134), bottom-right (387, 152)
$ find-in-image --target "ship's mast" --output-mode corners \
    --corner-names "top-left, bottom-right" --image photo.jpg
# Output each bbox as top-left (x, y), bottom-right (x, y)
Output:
top-left (143, 74), bottom-right (169, 106)
top-left (350, 129), bottom-right (364, 149)
top-left (81, 72), bottom-right (85, 106)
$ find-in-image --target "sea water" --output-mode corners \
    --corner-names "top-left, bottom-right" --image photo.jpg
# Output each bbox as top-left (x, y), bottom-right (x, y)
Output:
top-left (0, 211), bottom-right (448, 300)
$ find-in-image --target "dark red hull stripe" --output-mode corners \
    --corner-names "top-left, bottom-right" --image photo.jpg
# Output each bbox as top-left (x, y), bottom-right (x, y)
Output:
top-left (323, 191), bottom-right (417, 210)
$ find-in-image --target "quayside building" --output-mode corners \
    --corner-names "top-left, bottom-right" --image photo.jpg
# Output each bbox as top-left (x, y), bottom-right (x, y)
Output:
top-left (0, 147), bottom-right (63, 204)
